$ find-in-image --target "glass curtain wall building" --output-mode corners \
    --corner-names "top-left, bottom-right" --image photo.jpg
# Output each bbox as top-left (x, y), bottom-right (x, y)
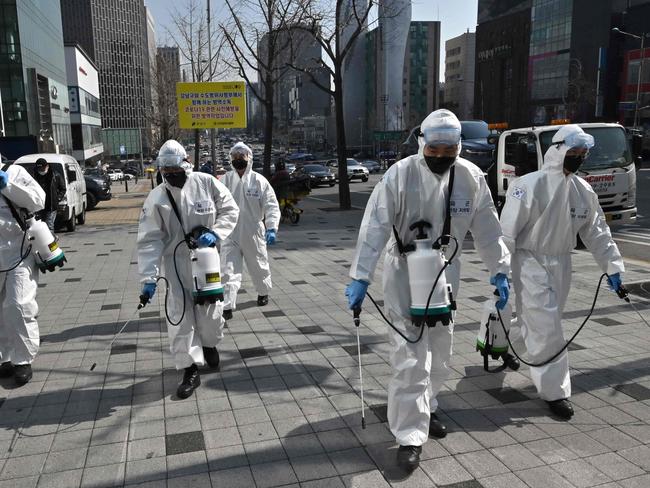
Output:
top-left (0, 0), bottom-right (72, 154)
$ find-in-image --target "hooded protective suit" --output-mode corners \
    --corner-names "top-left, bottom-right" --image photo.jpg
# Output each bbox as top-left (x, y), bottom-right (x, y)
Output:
top-left (220, 142), bottom-right (280, 310)
top-left (0, 164), bottom-right (45, 365)
top-left (500, 124), bottom-right (625, 401)
top-left (349, 110), bottom-right (510, 447)
top-left (137, 142), bottom-right (239, 369)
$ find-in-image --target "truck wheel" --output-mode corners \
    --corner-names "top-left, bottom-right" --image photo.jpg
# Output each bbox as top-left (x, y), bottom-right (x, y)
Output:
top-left (77, 205), bottom-right (86, 225)
top-left (66, 209), bottom-right (76, 232)
top-left (362, 176), bottom-right (368, 182)
top-left (87, 192), bottom-right (97, 210)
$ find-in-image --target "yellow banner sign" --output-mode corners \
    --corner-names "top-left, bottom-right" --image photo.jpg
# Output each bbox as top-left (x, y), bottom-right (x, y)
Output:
top-left (176, 81), bottom-right (247, 129)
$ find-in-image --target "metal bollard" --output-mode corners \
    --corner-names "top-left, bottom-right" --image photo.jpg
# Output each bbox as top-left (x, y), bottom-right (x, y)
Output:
top-left (124, 177), bottom-right (129, 192)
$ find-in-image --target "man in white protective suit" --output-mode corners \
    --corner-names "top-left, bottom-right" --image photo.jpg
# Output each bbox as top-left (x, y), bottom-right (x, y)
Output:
top-left (220, 142), bottom-right (280, 320)
top-left (500, 124), bottom-right (625, 419)
top-left (346, 109), bottom-right (511, 471)
top-left (0, 160), bottom-right (45, 385)
top-left (137, 140), bottom-right (239, 399)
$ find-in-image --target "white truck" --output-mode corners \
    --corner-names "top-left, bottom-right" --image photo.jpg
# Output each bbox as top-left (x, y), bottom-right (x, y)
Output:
top-left (489, 122), bottom-right (643, 225)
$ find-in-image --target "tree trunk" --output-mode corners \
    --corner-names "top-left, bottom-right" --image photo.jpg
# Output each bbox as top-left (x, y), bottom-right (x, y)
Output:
top-left (334, 70), bottom-right (351, 210)
top-left (262, 74), bottom-right (274, 178)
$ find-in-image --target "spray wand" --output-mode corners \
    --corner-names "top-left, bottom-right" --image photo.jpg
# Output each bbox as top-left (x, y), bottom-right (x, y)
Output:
top-left (353, 307), bottom-right (366, 429)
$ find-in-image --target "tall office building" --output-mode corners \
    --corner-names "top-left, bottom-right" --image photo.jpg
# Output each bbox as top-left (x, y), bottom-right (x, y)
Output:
top-left (0, 0), bottom-right (72, 155)
top-left (60, 0), bottom-right (152, 157)
top-left (444, 31), bottom-right (476, 120)
top-left (154, 46), bottom-right (181, 146)
top-left (258, 26), bottom-right (331, 135)
top-left (145, 7), bottom-right (156, 120)
top-left (365, 21), bottom-right (440, 144)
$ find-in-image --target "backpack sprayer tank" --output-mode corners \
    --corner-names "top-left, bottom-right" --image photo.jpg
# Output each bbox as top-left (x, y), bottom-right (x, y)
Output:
top-left (190, 246), bottom-right (224, 305)
top-left (26, 217), bottom-right (66, 272)
top-left (406, 221), bottom-right (453, 327)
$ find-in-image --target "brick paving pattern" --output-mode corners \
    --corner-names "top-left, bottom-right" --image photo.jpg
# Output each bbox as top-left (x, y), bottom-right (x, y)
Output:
top-left (1, 178), bottom-right (649, 487)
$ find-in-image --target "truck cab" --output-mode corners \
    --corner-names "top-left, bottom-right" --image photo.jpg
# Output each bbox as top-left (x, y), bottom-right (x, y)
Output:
top-left (491, 122), bottom-right (641, 225)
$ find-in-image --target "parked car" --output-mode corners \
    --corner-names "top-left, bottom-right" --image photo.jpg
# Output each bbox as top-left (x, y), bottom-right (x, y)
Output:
top-left (346, 158), bottom-right (369, 182)
top-left (15, 153), bottom-right (87, 232)
top-left (359, 160), bottom-right (381, 173)
top-left (296, 164), bottom-right (336, 187)
top-left (107, 169), bottom-right (124, 181)
top-left (83, 171), bottom-right (112, 210)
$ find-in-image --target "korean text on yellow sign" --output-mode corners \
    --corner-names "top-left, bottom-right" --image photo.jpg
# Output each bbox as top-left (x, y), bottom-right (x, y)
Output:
top-left (176, 82), bottom-right (247, 129)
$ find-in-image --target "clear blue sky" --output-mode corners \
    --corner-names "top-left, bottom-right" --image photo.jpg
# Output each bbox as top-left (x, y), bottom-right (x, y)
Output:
top-left (146, 0), bottom-right (479, 82)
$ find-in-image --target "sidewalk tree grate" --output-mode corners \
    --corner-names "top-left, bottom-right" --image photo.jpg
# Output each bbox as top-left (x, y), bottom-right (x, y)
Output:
top-left (568, 342), bottom-right (586, 351)
top-left (38, 284), bottom-right (47, 288)
top-left (65, 278), bottom-right (82, 283)
top-left (89, 289), bottom-right (107, 294)
top-left (239, 347), bottom-right (268, 359)
top-left (101, 304), bottom-right (121, 311)
top-left (263, 310), bottom-right (285, 318)
top-left (111, 344), bottom-right (137, 355)
top-left (370, 404), bottom-right (388, 423)
top-left (625, 281), bottom-right (650, 300)
top-left (594, 317), bottom-right (623, 326)
top-left (110, 249), bottom-right (123, 252)
top-left (290, 280), bottom-right (308, 285)
top-left (84, 243), bottom-right (93, 246)
top-left (130, 261), bottom-right (137, 264)
top-left (285, 248), bottom-right (298, 251)
top-left (165, 431), bottom-right (205, 455)
top-left (298, 326), bottom-right (323, 335)
top-left (334, 260), bottom-right (347, 263)
top-left (274, 257), bottom-right (288, 260)
top-left (486, 388), bottom-right (530, 404)
top-left (96, 253), bottom-right (109, 256)
top-left (325, 244), bottom-right (337, 248)
top-left (311, 273), bottom-right (327, 277)
top-left (104, 243), bottom-right (115, 246)
top-left (441, 481), bottom-right (484, 488)
top-left (461, 278), bottom-right (480, 283)
top-left (342, 344), bottom-right (372, 356)
top-left (614, 383), bottom-right (650, 401)
top-left (66, 250), bottom-right (78, 253)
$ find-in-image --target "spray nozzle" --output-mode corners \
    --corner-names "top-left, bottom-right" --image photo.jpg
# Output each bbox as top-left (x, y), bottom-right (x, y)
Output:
top-left (138, 294), bottom-right (149, 309)
top-left (409, 220), bottom-right (432, 240)
top-left (353, 307), bottom-right (361, 327)
top-left (616, 285), bottom-right (630, 303)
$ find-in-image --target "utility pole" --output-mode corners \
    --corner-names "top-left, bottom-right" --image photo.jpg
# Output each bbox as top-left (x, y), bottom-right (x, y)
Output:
top-left (207, 0), bottom-right (216, 172)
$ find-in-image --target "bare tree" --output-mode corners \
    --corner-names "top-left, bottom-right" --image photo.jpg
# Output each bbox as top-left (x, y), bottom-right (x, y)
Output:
top-left (150, 52), bottom-right (183, 149)
top-left (166, 0), bottom-right (228, 168)
top-left (286, 0), bottom-right (377, 210)
top-left (220, 0), bottom-right (306, 177)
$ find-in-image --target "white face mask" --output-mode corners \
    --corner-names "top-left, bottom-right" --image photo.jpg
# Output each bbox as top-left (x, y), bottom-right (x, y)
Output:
top-left (37, 168), bottom-right (47, 175)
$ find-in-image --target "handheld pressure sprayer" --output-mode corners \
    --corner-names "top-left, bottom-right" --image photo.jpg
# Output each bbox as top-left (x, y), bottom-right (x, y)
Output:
top-left (480, 273), bottom-right (650, 372)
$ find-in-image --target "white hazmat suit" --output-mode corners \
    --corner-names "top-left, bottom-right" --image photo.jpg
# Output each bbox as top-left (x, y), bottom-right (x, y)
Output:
top-left (138, 165), bottom-right (239, 369)
top-left (500, 124), bottom-right (625, 401)
top-left (0, 164), bottom-right (45, 365)
top-left (221, 142), bottom-right (280, 310)
top-left (349, 110), bottom-right (510, 447)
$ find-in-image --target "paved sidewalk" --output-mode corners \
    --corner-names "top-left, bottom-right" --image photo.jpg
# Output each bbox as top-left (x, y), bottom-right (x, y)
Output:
top-left (1, 181), bottom-right (649, 488)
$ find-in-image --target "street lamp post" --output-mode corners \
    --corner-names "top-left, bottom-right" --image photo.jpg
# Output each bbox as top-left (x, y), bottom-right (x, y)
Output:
top-left (613, 27), bottom-right (648, 129)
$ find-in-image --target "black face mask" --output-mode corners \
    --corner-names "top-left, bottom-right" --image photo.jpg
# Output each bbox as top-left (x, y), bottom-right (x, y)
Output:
top-left (232, 159), bottom-right (247, 171)
top-left (424, 155), bottom-right (455, 174)
top-left (563, 154), bottom-right (585, 173)
top-left (164, 172), bottom-right (187, 188)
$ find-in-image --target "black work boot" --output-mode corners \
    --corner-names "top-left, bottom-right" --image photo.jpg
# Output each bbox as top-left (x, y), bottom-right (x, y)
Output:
top-left (222, 309), bottom-right (233, 321)
top-left (396, 445), bottom-right (422, 471)
top-left (202, 347), bottom-right (220, 369)
top-left (0, 362), bottom-right (13, 378)
top-left (547, 399), bottom-right (574, 420)
top-left (14, 364), bottom-right (33, 385)
top-left (504, 353), bottom-right (521, 371)
top-left (177, 364), bottom-right (200, 399)
top-left (257, 295), bottom-right (269, 306)
top-left (429, 412), bottom-right (447, 438)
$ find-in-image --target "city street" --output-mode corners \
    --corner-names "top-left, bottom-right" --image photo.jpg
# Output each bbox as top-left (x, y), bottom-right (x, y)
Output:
top-left (0, 178), bottom-right (649, 488)
top-left (611, 167), bottom-right (650, 264)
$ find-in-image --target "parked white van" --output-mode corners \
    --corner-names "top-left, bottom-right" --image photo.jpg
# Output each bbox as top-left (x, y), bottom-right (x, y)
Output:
top-left (14, 153), bottom-right (88, 232)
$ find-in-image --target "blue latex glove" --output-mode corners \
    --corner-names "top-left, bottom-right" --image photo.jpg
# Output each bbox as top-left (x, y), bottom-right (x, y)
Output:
top-left (345, 279), bottom-right (369, 310)
top-left (607, 272), bottom-right (622, 292)
top-left (490, 273), bottom-right (510, 310)
top-left (198, 231), bottom-right (218, 248)
top-left (141, 282), bottom-right (157, 304)
top-left (0, 170), bottom-right (7, 190)
top-left (266, 229), bottom-right (277, 245)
